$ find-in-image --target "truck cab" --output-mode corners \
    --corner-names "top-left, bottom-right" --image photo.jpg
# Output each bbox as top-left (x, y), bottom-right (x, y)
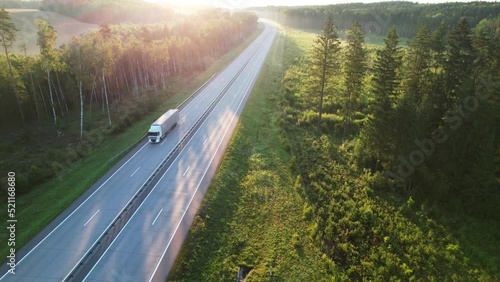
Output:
top-left (148, 125), bottom-right (162, 143)
top-left (148, 109), bottom-right (179, 144)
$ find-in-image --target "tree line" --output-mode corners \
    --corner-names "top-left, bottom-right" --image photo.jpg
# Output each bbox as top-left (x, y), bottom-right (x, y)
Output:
top-left (0, 8), bottom-right (257, 194)
top-left (0, 8), bottom-right (257, 131)
top-left (279, 15), bottom-right (499, 279)
top-left (253, 2), bottom-right (500, 37)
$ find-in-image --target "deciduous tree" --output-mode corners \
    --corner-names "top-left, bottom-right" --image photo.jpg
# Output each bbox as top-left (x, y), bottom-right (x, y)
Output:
top-left (0, 8), bottom-right (25, 125)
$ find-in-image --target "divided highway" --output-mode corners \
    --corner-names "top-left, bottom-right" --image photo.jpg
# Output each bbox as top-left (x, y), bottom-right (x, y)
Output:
top-left (1, 24), bottom-right (276, 282)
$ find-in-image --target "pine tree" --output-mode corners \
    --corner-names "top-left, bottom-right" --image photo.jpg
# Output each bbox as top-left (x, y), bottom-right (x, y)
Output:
top-left (0, 8), bottom-right (25, 125)
top-left (362, 26), bottom-right (401, 168)
top-left (445, 17), bottom-right (474, 104)
top-left (343, 21), bottom-right (366, 138)
top-left (310, 15), bottom-right (340, 132)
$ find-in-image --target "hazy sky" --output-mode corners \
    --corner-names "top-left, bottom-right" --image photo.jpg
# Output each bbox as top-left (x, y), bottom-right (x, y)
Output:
top-left (147, 0), bottom-right (485, 8)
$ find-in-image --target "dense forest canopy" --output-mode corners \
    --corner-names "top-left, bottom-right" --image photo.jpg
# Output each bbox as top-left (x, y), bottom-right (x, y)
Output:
top-left (252, 2), bottom-right (500, 37)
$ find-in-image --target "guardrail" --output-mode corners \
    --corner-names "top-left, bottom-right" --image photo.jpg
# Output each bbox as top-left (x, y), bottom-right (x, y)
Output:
top-left (64, 37), bottom-right (264, 281)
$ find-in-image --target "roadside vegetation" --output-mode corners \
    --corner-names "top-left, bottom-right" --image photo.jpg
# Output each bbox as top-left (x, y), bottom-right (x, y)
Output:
top-left (0, 9), bottom-right (262, 259)
top-left (0, 6), bottom-right (257, 197)
top-left (169, 27), bottom-right (332, 281)
top-left (170, 16), bottom-right (499, 281)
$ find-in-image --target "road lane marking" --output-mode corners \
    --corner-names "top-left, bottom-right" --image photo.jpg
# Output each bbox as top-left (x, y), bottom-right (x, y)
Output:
top-left (226, 105), bottom-right (229, 110)
top-left (160, 139), bottom-right (167, 146)
top-left (183, 166), bottom-right (191, 177)
top-left (149, 38), bottom-right (270, 281)
top-left (57, 59), bottom-right (239, 281)
top-left (0, 139), bottom-right (150, 280)
top-left (203, 138), bottom-right (208, 145)
top-left (151, 209), bottom-right (163, 226)
top-left (195, 104), bottom-right (199, 110)
top-left (80, 29), bottom-right (274, 282)
top-left (84, 210), bottom-right (100, 227)
top-left (216, 119), bottom-right (221, 125)
top-left (130, 167), bottom-right (141, 177)
top-left (179, 118), bottom-right (186, 125)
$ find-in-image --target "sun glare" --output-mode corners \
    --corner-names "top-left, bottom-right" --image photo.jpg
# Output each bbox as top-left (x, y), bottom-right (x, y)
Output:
top-left (144, 0), bottom-right (262, 9)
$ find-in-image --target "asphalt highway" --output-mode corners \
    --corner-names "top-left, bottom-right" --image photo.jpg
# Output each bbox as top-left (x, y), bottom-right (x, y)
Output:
top-left (0, 24), bottom-right (275, 282)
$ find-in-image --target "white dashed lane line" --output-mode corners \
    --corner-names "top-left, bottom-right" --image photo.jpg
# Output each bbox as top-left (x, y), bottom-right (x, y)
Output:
top-left (183, 166), bottom-right (191, 177)
top-left (84, 210), bottom-right (100, 227)
top-left (130, 167), bottom-right (141, 177)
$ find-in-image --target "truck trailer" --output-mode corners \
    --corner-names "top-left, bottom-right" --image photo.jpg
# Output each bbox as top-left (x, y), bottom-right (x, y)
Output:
top-left (148, 109), bottom-right (179, 143)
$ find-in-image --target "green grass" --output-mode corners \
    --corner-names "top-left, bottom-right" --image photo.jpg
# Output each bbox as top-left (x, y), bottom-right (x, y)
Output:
top-left (276, 26), bottom-right (499, 281)
top-left (169, 23), bottom-right (499, 281)
top-left (168, 28), bottom-right (330, 281)
top-left (0, 25), bottom-right (263, 261)
top-left (282, 26), bottom-right (409, 48)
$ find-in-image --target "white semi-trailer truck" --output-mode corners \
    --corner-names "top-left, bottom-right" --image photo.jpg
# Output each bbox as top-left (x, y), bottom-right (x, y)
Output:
top-left (148, 109), bottom-right (179, 143)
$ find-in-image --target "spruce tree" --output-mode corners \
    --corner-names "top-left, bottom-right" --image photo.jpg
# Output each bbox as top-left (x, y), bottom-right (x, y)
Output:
top-left (310, 15), bottom-right (340, 132)
top-left (362, 26), bottom-right (401, 168)
top-left (343, 21), bottom-right (366, 138)
top-left (445, 17), bottom-right (474, 104)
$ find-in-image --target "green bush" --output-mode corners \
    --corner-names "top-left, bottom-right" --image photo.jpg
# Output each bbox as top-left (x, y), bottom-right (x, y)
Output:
top-left (15, 173), bottom-right (30, 195)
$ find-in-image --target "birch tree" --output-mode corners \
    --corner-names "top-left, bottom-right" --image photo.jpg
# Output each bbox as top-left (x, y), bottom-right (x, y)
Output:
top-left (36, 19), bottom-right (58, 127)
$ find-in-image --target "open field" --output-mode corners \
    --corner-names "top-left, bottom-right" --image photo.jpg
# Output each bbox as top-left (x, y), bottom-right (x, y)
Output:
top-left (6, 9), bottom-right (98, 54)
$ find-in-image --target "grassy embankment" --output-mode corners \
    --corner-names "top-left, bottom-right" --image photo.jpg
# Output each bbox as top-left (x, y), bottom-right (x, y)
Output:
top-left (0, 25), bottom-right (263, 260)
top-left (169, 24), bottom-right (499, 281)
top-left (168, 27), bottom-right (330, 281)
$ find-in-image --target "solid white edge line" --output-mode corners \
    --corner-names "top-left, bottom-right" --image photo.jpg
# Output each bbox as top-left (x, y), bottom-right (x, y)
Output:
top-left (61, 72), bottom-right (222, 280)
top-left (151, 209), bottom-right (163, 226)
top-left (83, 210), bottom-right (100, 227)
top-left (63, 133), bottom-right (192, 280)
top-left (81, 27), bottom-right (273, 282)
top-left (62, 52), bottom-right (255, 280)
top-left (82, 97), bottom-right (222, 281)
top-left (148, 29), bottom-right (273, 282)
top-left (0, 42), bottom-right (252, 281)
top-left (130, 167), bottom-right (141, 178)
top-left (0, 140), bottom-right (149, 280)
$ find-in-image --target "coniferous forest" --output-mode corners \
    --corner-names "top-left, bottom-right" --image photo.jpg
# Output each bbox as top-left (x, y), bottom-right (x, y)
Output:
top-left (253, 1), bottom-right (500, 37)
top-left (277, 12), bottom-right (499, 280)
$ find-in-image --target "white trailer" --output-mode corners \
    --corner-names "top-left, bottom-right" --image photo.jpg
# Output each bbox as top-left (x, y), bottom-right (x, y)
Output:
top-left (148, 109), bottom-right (179, 143)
